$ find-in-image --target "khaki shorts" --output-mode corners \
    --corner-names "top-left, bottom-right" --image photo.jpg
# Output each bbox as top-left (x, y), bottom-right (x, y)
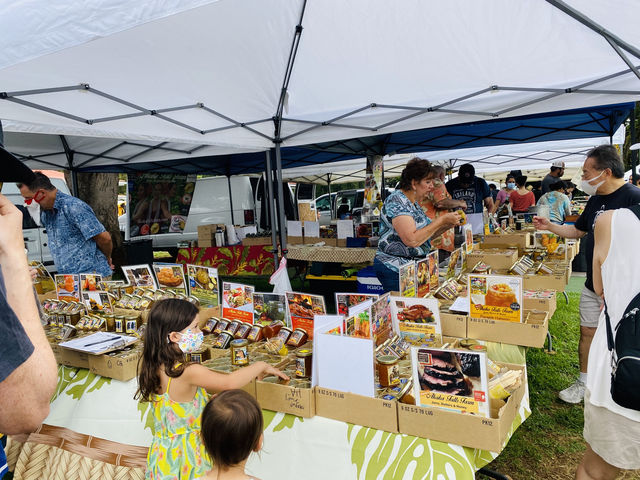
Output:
top-left (584, 390), bottom-right (640, 469)
top-left (579, 286), bottom-right (602, 328)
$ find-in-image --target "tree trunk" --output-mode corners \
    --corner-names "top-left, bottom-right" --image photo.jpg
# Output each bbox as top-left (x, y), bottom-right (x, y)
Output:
top-left (64, 171), bottom-right (125, 269)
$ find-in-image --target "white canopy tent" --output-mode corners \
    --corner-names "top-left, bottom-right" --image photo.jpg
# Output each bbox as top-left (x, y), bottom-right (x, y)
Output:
top-left (2, 0), bottom-right (640, 251)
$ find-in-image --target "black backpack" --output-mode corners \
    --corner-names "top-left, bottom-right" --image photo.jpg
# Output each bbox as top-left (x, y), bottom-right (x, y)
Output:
top-left (603, 204), bottom-right (640, 411)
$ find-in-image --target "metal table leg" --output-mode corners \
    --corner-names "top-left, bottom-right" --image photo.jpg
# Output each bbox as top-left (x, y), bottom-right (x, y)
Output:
top-left (477, 467), bottom-right (512, 480)
top-left (563, 291), bottom-right (569, 305)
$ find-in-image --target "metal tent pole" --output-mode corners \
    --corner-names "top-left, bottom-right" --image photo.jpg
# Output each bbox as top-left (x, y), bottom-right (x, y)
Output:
top-left (274, 144), bottom-right (288, 254)
top-left (631, 104), bottom-right (638, 185)
top-left (60, 135), bottom-right (79, 197)
top-left (327, 174), bottom-right (332, 212)
top-left (264, 151), bottom-right (279, 268)
top-left (227, 175), bottom-right (235, 225)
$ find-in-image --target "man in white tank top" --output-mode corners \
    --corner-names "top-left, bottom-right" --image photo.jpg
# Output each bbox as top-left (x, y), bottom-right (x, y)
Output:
top-left (575, 208), bottom-right (640, 479)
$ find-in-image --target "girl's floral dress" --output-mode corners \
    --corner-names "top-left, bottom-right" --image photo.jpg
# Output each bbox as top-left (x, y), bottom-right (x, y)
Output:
top-left (145, 375), bottom-right (211, 479)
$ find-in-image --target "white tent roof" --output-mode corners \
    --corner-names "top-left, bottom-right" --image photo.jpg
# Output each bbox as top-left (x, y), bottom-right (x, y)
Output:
top-left (279, 130), bottom-right (624, 184)
top-left (1, 0), bottom-right (640, 156)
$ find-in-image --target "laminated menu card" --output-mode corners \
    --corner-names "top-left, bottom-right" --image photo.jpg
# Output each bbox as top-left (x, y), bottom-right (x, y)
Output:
top-left (253, 292), bottom-right (287, 326)
top-left (81, 291), bottom-right (114, 314)
top-left (153, 263), bottom-right (187, 294)
top-left (121, 264), bottom-right (157, 289)
top-left (371, 293), bottom-right (394, 346)
top-left (390, 296), bottom-right (442, 346)
top-left (222, 282), bottom-right (254, 323)
top-left (411, 346), bottom-right (490, 417)
top-left (187, 264), bottom-right (219, 307)
top-left (55, 274), bottom-right (80, 301)
top-left (286, 292), bottom-right (326, 339)
top-left (468, 274), bottom-right (523, 323)
top-left (344, 300), bottom-right (373, 339)
top-left (399, 261), bottom-right (416, 297)
top-left (335, 292), bottom-right (379, 315)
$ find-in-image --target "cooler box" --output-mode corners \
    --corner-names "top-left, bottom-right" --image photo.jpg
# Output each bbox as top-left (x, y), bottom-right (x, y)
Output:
top-left (357, 266), bottom-right (384, 294)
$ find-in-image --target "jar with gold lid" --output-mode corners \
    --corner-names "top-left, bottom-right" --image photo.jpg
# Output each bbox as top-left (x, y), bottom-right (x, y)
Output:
top-left (213, 330), bottom-right (234, 349)
top-left (377, 355), bottom-right (400, 387)
top-left (295, 348), bottom-right (312, 378)
top-left (275, 326), bottom-right (292, 345)
top-left (286, 328), bottom-right (308, 348)
top-left (247, 324), bottom-right (263, 343)
top-left (230, 339), bottom-right (249, 366)
top-left (213, 319), bottom-right (229, 336)
top-left (234, 322), bottom-right (252, 340)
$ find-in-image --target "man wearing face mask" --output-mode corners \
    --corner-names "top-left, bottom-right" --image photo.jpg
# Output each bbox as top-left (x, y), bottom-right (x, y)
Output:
top-left (533, 145), bottom-right (640, 404)
top-left (541, 160), bottom-right (565, 194)
top-left (17, 172), bottom-right (113, 278)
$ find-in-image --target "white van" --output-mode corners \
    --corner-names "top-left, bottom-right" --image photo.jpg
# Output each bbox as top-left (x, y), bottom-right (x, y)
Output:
top-left (2, 178), bottom-right (71, 271)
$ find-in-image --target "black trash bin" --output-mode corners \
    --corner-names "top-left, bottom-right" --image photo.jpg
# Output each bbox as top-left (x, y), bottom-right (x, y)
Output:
top-left (123, 239), bottom-right (154, 266)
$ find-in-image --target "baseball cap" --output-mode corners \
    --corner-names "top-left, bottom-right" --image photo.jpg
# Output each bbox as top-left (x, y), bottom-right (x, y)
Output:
top-left (551, 161), bottom-right (565, 168)
top-left (458, 163), bottom-right (475, 182)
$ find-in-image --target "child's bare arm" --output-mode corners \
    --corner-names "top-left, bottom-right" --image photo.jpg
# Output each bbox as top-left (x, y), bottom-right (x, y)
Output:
top-left (184, 362), bottom-right (289, 393)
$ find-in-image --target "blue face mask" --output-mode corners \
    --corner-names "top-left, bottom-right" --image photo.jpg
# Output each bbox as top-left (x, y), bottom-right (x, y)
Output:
top-left (507, 182), bottom-right (516, 189)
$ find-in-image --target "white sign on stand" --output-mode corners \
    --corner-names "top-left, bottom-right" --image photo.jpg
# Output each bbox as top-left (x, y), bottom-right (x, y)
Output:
top-left (287, 220), bottom-right (303, 237)
top-left (337, 219), bottom-right (354, 239)
top-left (304, 221), bottom-right (320, 238)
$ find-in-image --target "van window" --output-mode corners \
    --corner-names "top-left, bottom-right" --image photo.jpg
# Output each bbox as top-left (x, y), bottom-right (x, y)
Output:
top-left (316, 195), bottom-right (331, 212)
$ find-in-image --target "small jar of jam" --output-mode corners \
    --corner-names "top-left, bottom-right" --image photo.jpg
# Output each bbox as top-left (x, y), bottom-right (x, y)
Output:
top-left (275, 326), bottom-right (292, 345)
top-left (226, 320), bottom-right (241, 335)
top-left (114, 315), bottom-right (125, 333)
top-left (234, 322), bottom-right (252, 339)
top-left (247, 324), bottom-right (263, 343)
top-left (230, 339), bottom-right (249, 366)
top-left (188, 347), bottom-right (211, 364)
top-left (398, 380), bottom-right (415, 404)
top-left (201, 317), bottom-right (218, 335)
top-left (187, 296), bottom-right (201, 307)
top-left (295, 348), bottom-right (312, 378)
top-left (213, 319), bottom-right (230, 335)
top-left (377, 355), bottom-right (400, 387)
top-left (262, 320), bottom-right (284, 339)
top-left (125, 315), bottom-right (140, 334)
top-left (286, 328), bottom-right (308, 348)
top-left (213, 330), bottom-right (234, 349)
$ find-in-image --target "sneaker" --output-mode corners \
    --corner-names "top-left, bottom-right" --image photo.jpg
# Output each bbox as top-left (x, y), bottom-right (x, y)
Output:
top-left (558, 380), bottom-right (586, 404)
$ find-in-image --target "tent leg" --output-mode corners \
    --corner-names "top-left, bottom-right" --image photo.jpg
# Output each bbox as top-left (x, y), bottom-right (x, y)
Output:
top-left (632, 104), bottom-right (638, 185)
top-left (227, 175), bottom-right (235, 225)
top-left (265, 151), bottom-right (279, 269)
top-left (274, 144), bottom-right (288, 255)
top-left (71, 169), bottom-right (79, 197)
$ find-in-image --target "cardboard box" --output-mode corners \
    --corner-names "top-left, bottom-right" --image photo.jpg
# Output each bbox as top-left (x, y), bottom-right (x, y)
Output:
top-left (241, 380), bottom-right (257, 399)
top-left (480, 233), bottom-right (533, 250)
top-left (440, 312), bottom-right (468, 338)
top-left (287, 236), bottom-right (304, 245)
top-left (256, 381), bottom-right (315, 418)
top-left (523, 293), bottom-right (557, 317)
top-left (397, 364), bottom-right (526, 451)
top-left (320, 238), bottom-right (337, 247)
top-left (242, 236), bottom-right (273, 246)
top-left (315, 387), bottom-right (398, 433)
top-left (89, 349), bottom-right (142, 381)
top-left (467, 310), bottom-right (549, 348)
top-left (58, 348), bottom-right (90, 369)
top-left (197, 224), bottom-right (226, 247)
top-left (466, 249), bottom-right (518, 270)
top-left (523, 271), bottom-right (568, 292)
top-left (336, 239), bottom-right (348, 247)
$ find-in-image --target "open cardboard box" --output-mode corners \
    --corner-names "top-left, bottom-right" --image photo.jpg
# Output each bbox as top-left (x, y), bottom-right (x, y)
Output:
top-left (397, 364), bottom-right (526, 452)
top-left (439, 311), bottom-right (468, 338)
top-left (523, 292), bottom-right (557, 317)
top-left (89, 348), bottom-right (142, 381)
top-left (58, 347), bottom-right (91, 369)
top-left (467, 310), bottom-right (549, 348)
top-left (256, 381), bottom-right (315, 418)
top-left (480, 232), bottom-right (533, 250)
top-left (523, 271), bottom-right (568, 292)
top-left (315, 387), bottom-right (398, 433)
top-left (467, 249), bottom-right (518, 270)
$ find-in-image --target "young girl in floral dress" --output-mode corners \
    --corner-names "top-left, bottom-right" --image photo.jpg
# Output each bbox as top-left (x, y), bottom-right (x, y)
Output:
top-left (136, 299), bottom-right (288, 480)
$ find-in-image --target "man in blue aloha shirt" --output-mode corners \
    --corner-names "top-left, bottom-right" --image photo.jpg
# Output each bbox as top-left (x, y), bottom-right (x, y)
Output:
top-left (18, 173), bottom-right (113, 277)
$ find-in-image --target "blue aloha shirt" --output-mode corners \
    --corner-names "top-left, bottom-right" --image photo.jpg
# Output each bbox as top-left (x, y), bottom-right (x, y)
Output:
top-left (537, 191), bottom-right (571, 224)
top-left (375, 190), bottom-right (431, 272)
top-left (40, 191), bottom-right (112, 277)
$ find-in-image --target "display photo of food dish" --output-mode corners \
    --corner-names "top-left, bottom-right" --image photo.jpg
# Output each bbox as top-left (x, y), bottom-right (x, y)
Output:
top-left (55, 274), bottom-right (80, 300)
top-left (121, 265), bottom-right (157, 289)
top-left (428, 251), bottom-right (439, 291)
top-left (81, 291), bottom-right (114, 313)
top-left (469, 274), bottom-right (523, 323)
top-left (335, 293), bottom-right (378, 315)
top-left (447, 248), bottom-right (461, 278)
top-left (79, 274), bottom-right (102, 293)
top-left (223, 283), bottom-right (254, 309)
top-left (187, 264), bottom-right (219, 306)
top-left (371, 294), bottom-right (393, 345)
top-left (416, 258), bottom-right (430, 297)
top-left (399, 261), bottom-right (416, 297)
top-left (412, 347), bottom-right (489, 417)
top-left (286, 293), bottom-right (324, 319)
top-left (153, 263), bottom-right (186, 292)
top-left (463, 224), bottom-right (474, 254)
top-left (536, 232), bottom-right (567, 260)
top-left (253, 293), bottom-right (286, 325)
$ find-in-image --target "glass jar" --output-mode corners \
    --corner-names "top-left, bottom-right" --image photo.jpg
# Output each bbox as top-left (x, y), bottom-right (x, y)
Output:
top-left (201, 317), bottom-right (218, 335)
top-left (114, 315), bottom-right (125, 333)
top-left (377, 355), bottom-right (400, 387)
top-left (275, 326), bottom-right (292, 345)
top-left (213, 319), bottom-right (230, 335)
top-left (230, 339), bottom-right (249, 366)
top-left (398, 379), bottom-right (415, 404)
top-left (213, 330), bottom-right (234, 349)
top-left (247, 324), bottom-right (263, 343)
top-left (234, 322), bottom-right (252, 339)
top-left (262, 320), bottom-right (284, 339)
top-left (125, 315), bottom-right (140, 334)
top-left (286, 328), bottom-right (308, 348)
top-left (226, 320), bottom-right (241, 335)
top-left (295, 348), bottom-right (312, 378)
top-left (188, 347), bottom-right (211, 364)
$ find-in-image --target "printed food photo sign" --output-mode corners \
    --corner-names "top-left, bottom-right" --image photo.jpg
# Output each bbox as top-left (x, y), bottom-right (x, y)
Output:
top-left (428, 251), bottom-right (439, 290)
top-left (399, 261), bottom-right (416, 297)
top-left (222, 282), bottom-right (254, 323)
top-left (253, 293), bottom-right (287, 326)
top-left (535, 231), bottom-right (567, 261)
top-left (81, 291), bottom-right (114, 314)
top-left (335, 293), bottom-right (379, 315)
top-left (446, 247), bottom-right (462, 279)
top-left (344, 302), bottom-right (372, 339)
top-left (411, 347), bottom-right (490, 417)
top-left (153, 263), bottom-right (187, 294)
top-left (468, 274), bottom-right (523, 323)
top-left (463, 224), bottom-right (474, 254)
top-left (187, 264), bottom-right (219, 307)
top-left (416, 258), bottom-right (430, 298)
top-left (286, 292), bottom-right (326, 340)
top-left (121, 264), bottom-right (157, 289)
top-left (55, 274), bottom-right (80, 301)
top-left (390, 296), bottom-right (442, 346)
top-left (79, 274), bottom-right (102, 294)
top-left (371, 293), bottom-right (393, 346)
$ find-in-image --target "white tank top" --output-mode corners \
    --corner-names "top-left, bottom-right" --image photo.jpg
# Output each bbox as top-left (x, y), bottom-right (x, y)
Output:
top-left (586, 208), bottom-right (640, 420)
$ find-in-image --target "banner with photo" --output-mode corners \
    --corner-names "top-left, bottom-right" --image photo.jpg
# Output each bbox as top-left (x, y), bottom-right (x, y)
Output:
top-left (253, 293), bottom-right (287, 326)
top-left (286, 292), bottom-right (326, 340)
top-left (128, 173), bottom-right (196, 237)
top-left (187, 265), bottom-right (219, 307)
top-left (222, 282), bottom-right (254, 323)
top-left (153, 263), bottom-right (187, 294)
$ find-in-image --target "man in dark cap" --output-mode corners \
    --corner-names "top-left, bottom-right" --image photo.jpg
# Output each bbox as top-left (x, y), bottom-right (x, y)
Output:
top-left (445, 163), bottom-right (494, 233)
top-left (0, 127), bottom-right (57, 435)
